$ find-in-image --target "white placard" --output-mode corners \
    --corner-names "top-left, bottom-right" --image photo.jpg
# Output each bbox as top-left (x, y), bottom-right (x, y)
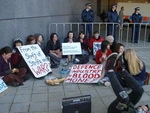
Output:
top-left (62, 42), bottom-right (82, 55)
top-left (65, 64), bottom-right (102, 83)
top-left (17, 44), bottom-right (52, 78)
top-left (0, 79), bottom-right (8, 93)
top-left (93, 42), bottom-right (102, 56)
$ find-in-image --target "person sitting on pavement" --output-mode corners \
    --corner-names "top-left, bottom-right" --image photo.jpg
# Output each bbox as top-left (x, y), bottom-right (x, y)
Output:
top-left (89, 31), bottom-right (104, 59)
top-left (105, 35), bottom-right (117, 52)
top-left (96, 40), bottom-right (112, 86)
top-left (105, 52), bottom-right (149, 113)
top-left (124, 49), bottom-right (146, 86)
top-left (77, 31), bottom-right (89, 55)
top-left (11, 37), bottom-right (24, 68)
top-left (95, 40), bottom-right (112, 64)
top-left (34, 33), bottom-right (46, 55)
top-left (0, 46), bottom-right (27, 87)
top-left (46, 33), bottom-right (62, 67)
top-left (64, 31), bottom-right (77, 62)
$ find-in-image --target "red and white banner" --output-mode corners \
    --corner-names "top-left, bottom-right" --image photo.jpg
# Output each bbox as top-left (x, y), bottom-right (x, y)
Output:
top-left (65, 64), bottom-right (102, 83)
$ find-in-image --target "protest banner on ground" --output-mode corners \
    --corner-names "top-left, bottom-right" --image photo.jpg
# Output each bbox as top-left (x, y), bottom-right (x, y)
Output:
top-left (93, 42), bottom-right (102, 56)
top-left (65, 64), bottom-right (102, 83)
top-left (0, 79), bottom-right (8, 93)
top-left (62, 42), bottom-right (82, 55)
top-left (17, 44), bottom-right (52, 78)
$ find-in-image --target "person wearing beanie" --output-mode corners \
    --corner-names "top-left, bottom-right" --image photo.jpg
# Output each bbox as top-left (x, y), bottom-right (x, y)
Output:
top-left (11, 37), bottom-right (23, 68)
top-left (131, 7), bottom-right (142, 43)
top-left (105, 35), bottom-right (117, 52)
top-left (107, 4), bottom-right (119, 40)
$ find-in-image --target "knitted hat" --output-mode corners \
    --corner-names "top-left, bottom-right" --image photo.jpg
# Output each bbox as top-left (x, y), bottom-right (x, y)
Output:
top-left (14, 37), bottom-right (23, 43)
top-left (105, 35), bottom-right (114, 43)
top-left (13, 37), bottom-right (23, 48)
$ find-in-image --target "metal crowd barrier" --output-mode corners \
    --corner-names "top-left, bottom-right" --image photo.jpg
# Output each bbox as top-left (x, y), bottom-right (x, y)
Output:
top-left (49, 22), bottom-right (150, 48)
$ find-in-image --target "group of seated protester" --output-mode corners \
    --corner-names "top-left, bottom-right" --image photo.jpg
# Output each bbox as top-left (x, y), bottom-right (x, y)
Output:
top-left (0, 31), bottom-right (147, 88)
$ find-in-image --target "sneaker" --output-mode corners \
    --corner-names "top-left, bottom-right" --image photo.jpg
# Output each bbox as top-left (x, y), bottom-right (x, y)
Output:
top-left (104, 81), bottom-right (111, 87)
top-left (115, 53), bottom-right (125, 72)
top-left (105, 53), bottom-right (118, 71)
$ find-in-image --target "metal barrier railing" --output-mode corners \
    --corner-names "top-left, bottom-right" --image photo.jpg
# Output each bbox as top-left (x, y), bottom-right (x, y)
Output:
top-left (49, 22), bottom-right (150, 48)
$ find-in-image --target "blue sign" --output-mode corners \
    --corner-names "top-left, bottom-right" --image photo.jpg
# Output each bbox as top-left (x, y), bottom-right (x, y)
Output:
top-left (0, 79), bottom-right (8, 93)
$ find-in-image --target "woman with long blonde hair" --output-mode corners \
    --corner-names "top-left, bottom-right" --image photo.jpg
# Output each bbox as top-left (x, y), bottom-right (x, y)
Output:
top-left (124, 49), bottom-right (146, 86)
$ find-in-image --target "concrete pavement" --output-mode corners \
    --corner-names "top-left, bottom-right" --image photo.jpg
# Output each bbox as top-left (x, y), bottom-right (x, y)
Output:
top-left (0, 47), bottom-right (150, 113)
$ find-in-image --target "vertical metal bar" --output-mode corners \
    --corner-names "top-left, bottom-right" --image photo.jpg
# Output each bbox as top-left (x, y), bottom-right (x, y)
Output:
top-left (120, 23), bottom-right (123, 43)
top-left (105, 23), bottom-right (107, 38)
top-left (126, 23), bottom-right (130, 46)
top-left (144, 24), bottom-right (148, 47)
top-left (99, 23), bottom-right (101, 34)
top-left (63, 23), bottom-right (65, 39)
top-left (70, 24), bottom-right (72, 31)
top-left (49, 24), bottom-right (51, 39)
top-left (138, 23), bottom-right (141, 46)
top-left (118, 23), bottom-right (120, 42)
top-left (92, 23), bottom-right (93, 37)
top-left (78, 23), bottom-right (79, 35)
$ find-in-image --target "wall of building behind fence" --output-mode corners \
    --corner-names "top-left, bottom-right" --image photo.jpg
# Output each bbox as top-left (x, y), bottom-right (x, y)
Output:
top-left (0, 0), bottom-right (97, 47)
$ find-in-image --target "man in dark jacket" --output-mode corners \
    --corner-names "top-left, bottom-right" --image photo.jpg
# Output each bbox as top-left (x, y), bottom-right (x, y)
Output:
top-left (107, 4), bottom-right (119, 40)
top-left (131, 7), bottom-right (142, 43)
top-left (81, 3), bottom-right (94, 39)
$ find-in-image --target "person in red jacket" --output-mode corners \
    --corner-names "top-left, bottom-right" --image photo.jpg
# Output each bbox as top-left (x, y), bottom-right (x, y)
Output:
top-left (89, 31), bottom-right (104, 59)
top-left (95, 40), bottom-right (112, 64)
top-left (96, 40), bottom-right (112, 86)
top-left (89, 31), bottom-right (104, 50)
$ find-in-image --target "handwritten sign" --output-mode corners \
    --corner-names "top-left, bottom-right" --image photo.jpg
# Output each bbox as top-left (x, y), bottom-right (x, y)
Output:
top-left (17, 44), bottom-right (52, 78)
top-left (65, 64), bottom-right (102, 83)
top-left (93, 42), bottom-right (102, 56)
top-left (62, 42), bottom-right (82, 55)
top-left (0, 79), bottom-right (8, 93)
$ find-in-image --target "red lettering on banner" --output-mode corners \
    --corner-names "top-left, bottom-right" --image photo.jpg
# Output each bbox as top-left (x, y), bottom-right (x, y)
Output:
top-left (94, 74), bottom-right (101, 78)
top-left (72, 64), bottom-right (101, 70)
top-left (65, 78), bottom-right (88, 83)
top-left (32, 63), bottom-right (49, 75)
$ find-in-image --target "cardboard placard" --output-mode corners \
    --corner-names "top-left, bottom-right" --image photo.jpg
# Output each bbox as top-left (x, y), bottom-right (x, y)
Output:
top-left (17, 44), bottom-right (52, 78)
top-left (62, 42), bottom-right (82, 55)
top-left (93, 42), bottom-right (102, 56)
top-left (65, 64), bottom-right (102, 83)
top-left (0, 79), bottom-right (8, 93)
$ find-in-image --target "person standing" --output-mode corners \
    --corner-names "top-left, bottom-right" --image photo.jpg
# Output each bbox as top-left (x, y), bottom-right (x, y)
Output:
top-left (100, 10), bottom-right (107, 22)
top-left (119, 6), bottom-right (124, 29)
top-left (81, 3), bottom-right (95, 39)
top-left (107, 4), bottom-right (119, 40)
top-left (131, 7), bottom-right (142, 43)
